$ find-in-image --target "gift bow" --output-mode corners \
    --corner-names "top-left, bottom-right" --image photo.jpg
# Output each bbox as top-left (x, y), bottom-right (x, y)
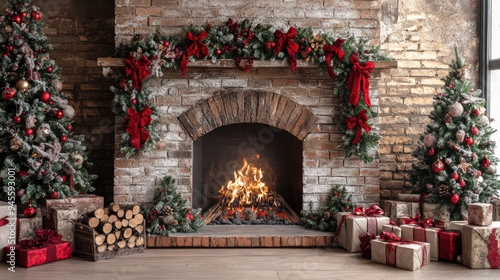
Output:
top-left (347, 53), bottom-right (374, 108)
top-left (380, 231), bottom-right (403, 243)
top-left (345, 110), bottom-right (371, 144)
top-left (323, 39), bottom-right (345, 79)
top-left (19, 229), bottom-right (62, 249)
top-left (125, 54), bottom-right (151, 92)
top-left (0, 216), bottom-right (10, 227)
top-left (179, 30), bottom-right (209, 78)
top-left (402, 214), bottom-right (443, 228)
top-left (353, 205), bottom-right (384, 217)
top-left (274, 27), bottom-right (299, 72)
top-left (389, 219), bottom-right (396, 226)
top-left (125, 106), bottom-right (153, 149)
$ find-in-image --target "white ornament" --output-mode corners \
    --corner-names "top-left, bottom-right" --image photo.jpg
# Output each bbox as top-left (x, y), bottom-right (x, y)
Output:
top-left (423, 134), bottom-right (437, 148)
top-left (477, 176), bottom-right (484, 183)
top-left (445, 158), bottom-right (452, 165)
top-left (478, 115), bottom-right (489, 126)
top-left (456, 130), bottom-right (465, 143)
top-left (448, 102), bottom-right (464, 118)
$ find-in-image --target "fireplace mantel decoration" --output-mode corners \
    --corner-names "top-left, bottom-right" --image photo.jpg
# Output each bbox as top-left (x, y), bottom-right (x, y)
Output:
top-left (109, 18), bottom-right (391, 162)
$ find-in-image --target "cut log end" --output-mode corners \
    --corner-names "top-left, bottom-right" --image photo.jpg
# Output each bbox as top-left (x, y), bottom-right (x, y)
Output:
top-left (82, 216), bottom-right (100, 228)
top-left (110, 204), bottom-right (120, 213)
top-left (116, 209), bottom-right (124, 218)
top-left (95, 234), bottom-right (106, 246)
top-left (125, 210), bottom-right (133, 220)
top-left (97, 245), bottom-right (107, 253)
top-left (134, 213), bottom-right (144, 224)
top-left (106, 233), bottom-right (116, 245)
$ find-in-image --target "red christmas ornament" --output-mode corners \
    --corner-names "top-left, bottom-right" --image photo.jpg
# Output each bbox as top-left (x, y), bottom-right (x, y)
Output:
top-left (6, 45), bottom-right (13, 52)
top-left (471, 126), bottom-right (479, 135)
top-left (429, 148), bottom-right (435, 156)
top-left (23, 201), bottom-right (37, 218)
top-left (60, 175), bottom-right (67, 182)
top-left (12, 14), bottom-right (21, 24)
top-left (449, 193), bottom-right (459, 205)
top-left (431, 160), bottom-right (445, 174)
top-left (13, 116), bottom-right (22, 123)
top-left (50, 191), bottom-right (59, 199)
top-left (39, 91), bottom-right (51, 102)
top-left (21, 12), bottom-right (27, 18)
top-left (451, 173), bottom-right (459, 180)
top-left (60, 135), bottom-right (67, 142)
top-left (67, 124), bottom-right (72, 130)
top-left (46, 66), bottom-right (53, 73)
top-left (163, 41), bottom-right (170, 48)
top-left (305, 46), bottom-right (312, 54)
top-left (25, 128), bottom-right (34, 136)
top-left (130, 99), bottom-right (137, 105)
top-left (482, 158), bottom-right (491, 168)
top-left (215, 49), bottom-right (221, 55)
top-left (464, 136), bottom-right (473, 146)
top-left (473, 109), bottom-right (481, 116)
top-left (31, 12), bottom-right (41, 20)
top-left (459, 180), bottom-right (466, 188)
top-left (2, 88), bottom-right (17, 99)
top-left (54, 110), bottom-right (64, 119)
top-left (270, 42), bottom-right (276, 48)
top-left (184, 209), bottom-right (194, 221)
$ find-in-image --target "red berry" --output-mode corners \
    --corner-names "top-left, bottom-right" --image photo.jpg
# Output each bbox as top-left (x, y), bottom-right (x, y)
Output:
top-left (21, 12), bottom-right (27, 18)
top-left (60, 135), bottom-right (67, 142)
top-left (464, 136), bottom-right (474, 146)
top-left (54, 110), bottom-right (64, 119)
top-left (305, 46), bottom-right (312, 54)
top-left (50, 191), bottom-right (59, 199)
top-left (6, 45), bottom-right (13, 51)
top-left (12, 15), bottom-right (21, 24)
top-left (346, 206), bottom-right (349, 210)
top-left (215, 49), bottom-right (221, 55)
top-left (163, 41), bottom-right (170, 48)
top-left (25, 128), bottom-right (34, 136)
top-left (429, 148), bottom-right (435, 156)
top-left (46, 67), bottom-right (53, 73)
top-left (13, 116), bottom-right (22, 123)
top-left (130, 99), bottom-right (137, 105)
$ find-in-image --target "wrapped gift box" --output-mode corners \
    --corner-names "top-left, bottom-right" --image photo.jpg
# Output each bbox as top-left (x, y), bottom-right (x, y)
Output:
top-left (468, 203), bottom-right (493, 226)
top-left (439, 231), bottom-right (461, 262)
top-left (7, 241), bottom-right (72, 268)
top-left (48, 203), bottom-right (78, 249)
top-left (388, 201), bottom-right (419, 224)
top-left (397, 194), bottom-right (421, 203)
top-left (44, 194), bottom-right (103, 216)
top-left (422, 203), bottom-right (450, 226)
top-left (383, 224), bottom-right (401, 238)
top-left (492, 197), bottom-right (500, 221)
top-left (462, 222), bottom-right (500, 269)
top-left (17, 213), bottom-right (43, 243)
top-left (447, 221), bottom-right (468, 233)
top-left (372, 239), bottom-right (430, 271)
top-left (0, 201), bottom-right (16, 262)
top-left (401, 224), bottom-right (442, 261)
top-left (337, 211), bottom-right (390, 253)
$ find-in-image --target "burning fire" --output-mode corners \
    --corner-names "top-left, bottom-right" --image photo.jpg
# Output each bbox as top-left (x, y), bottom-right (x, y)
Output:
top-left (219, 157), bottom-right (270, 207)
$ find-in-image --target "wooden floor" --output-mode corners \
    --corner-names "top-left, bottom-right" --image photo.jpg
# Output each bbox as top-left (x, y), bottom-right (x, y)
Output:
top-left (0, 248), bottom-right (497, 279)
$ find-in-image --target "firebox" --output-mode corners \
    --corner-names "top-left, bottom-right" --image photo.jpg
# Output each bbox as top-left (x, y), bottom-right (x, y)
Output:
top-left (193, 123), bottom-right (303, 224)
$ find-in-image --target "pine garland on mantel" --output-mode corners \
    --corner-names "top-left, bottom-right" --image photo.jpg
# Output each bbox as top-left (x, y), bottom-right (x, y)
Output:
top-left (111, 18), bottom-right (391, 162)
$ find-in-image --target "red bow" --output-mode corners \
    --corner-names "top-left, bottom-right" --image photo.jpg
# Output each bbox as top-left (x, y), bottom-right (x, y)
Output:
top-left (345, 110), bottom-right (371, 144)
top-left (0, 216), bottom-right (10, 227)
top-left (179, 30), bottom-right (209, 78)
top-left (389, 219), bottom-right (396, 226)
top-left (323, 39), bottom-right (345, 79)
top-left (20, 229), bottom-right (62, 249)
top-left (402, 214), bottom-right (421, 225)
top-left (353, 205), bottom-right (384, 217)
top-left (125, 106), bottom-right (153, 149)
top-left (348, 53), bottom-right (374, 107)
top-left (380, 231), bottom-right (403, 242)
top-left (274, 27), bottom-right (299, 72)
top-left (125, 54), bottom-right (151, 92)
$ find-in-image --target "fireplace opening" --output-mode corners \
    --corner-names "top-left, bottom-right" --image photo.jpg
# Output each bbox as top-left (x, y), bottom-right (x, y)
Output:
top-left (192, 123), bottom-right (303, 225)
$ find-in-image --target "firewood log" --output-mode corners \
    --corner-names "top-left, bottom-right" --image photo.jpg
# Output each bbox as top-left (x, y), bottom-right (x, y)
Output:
top-left (135, 225), bottom-right (144, 234)
top-left (81, 216), bottom-right (99, 228)
top-left (122, 219), bottom-right (129, 227)
top-left (109, 203), bottom-right (120, 213)
top-left (107, 244), bottom-right (116, 251)
top-left (115, 230), bottom-right (121, 239)
top-left (103, 207), bottom-right (110, 215)
top-left (97, 245), bottom-right (107, 253)
top-left (136, 236), bottom-right (144, 247)
top-left (124, 210), bottom-right (133, 220)
top-left (108, 214), bottom-right (118, 223)
top-left (117, 240), bottom-right (127, 249)
top-left (113, 220), bottom-right (122, 230)
top-left (128, 218), bottom-right (137, 228)
top-left (100, 214), bottom-right (109, 222)
top-left (127, 235), bottom-right (137, 248)
top-left (122, 205), bottom-right (141, 215)
top-left (116, 209), bottom-right (124, 218)
top-left (134, 213), bottom-right (144, 224)
top-left (95, 234), bottom-right (106, 246)
top-left (106, 233), bottom-right (116, 245)
top-left (123, 228), bottom-right (133, 239)
top-left (96, 222), bottom-right (112, 234)
top-left (88, 208), bottom-right (104, 219)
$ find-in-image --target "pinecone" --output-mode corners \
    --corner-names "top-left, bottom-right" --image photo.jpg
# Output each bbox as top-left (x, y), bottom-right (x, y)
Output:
top-left (131, 34), bottom-right (145, 44)
top-left (309, 34), bottom-right (326, 51)
top-left (436, 184), bottom-right (451, 198)
top-left (161, 205), bottom-right (173, 215)
top-left (205, 22), bottom-right (213, 32)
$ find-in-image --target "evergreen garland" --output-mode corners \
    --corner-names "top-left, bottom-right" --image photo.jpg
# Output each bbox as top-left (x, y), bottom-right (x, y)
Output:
top-left (112, 18), bottom-right (390, 162)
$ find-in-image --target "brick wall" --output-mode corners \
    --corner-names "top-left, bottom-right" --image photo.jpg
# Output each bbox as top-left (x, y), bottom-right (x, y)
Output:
top-left (0, 0), bottom-right (117, 203)
top-left (378, 0), bottom-right (480, 200)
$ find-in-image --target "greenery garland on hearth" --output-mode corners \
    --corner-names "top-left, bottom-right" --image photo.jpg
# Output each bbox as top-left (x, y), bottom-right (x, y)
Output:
top-left (112, 18), bottom-right (390, 162)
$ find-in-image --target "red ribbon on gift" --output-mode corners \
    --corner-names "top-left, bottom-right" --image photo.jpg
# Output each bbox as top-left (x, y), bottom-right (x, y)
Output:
top-left (487, 228), bottom-right (500, 269)
top-left (347, 53), bottom-right (374, 108)
top-left (0, 215), bottom-right (9, 227)
top-left (380, 231), bottom-right (428, 268)
top-left (125, 53), bottom-right (151, 92)
top-left (179, 30), bottom-right (209, 78)
top-left (439, 231), bottom-right (461, 262)
top-left (337, 205), bottom-right (384, 236)
top-left (273, 27), bottom-right (299, 72)
top-left (19, 229), bottom-right (62, 249)
top-left (345, 110), bottom-right (371, 144)
top-left (125, 106), bottom-right (153, 149)
top-left (323, 39), bottom-right (345, 79)
top-left (402, 214), bottom-right (421, 225)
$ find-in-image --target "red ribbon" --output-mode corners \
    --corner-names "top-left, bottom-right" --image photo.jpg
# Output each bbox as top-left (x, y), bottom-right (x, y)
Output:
top-left (337, 205), bottom-right (384, 235)
top-left (345, 110), bottom-right (371, 144)
top-left (347, 53), bottom-right (374, 107)
top-left (0, 215), bottom-right (10, 227)
top-left (274, 27), bottom-right (299, 72)
top-left (125, 106), bottom-right (153, 149)
top-left (487, 228), bottom-right (500, 269)
top-left (380, 232), bottom-right (428, 268)
top-left (125, 54), bottom-right (151, 92)
top-left (179, 30), bottom-right (209, 78)
top-left (19, 229), bottom-right (62, 249)
top-left (402, 214), bottom-right (421, 225)
top-left (323, 39), bottom-right (345, 79)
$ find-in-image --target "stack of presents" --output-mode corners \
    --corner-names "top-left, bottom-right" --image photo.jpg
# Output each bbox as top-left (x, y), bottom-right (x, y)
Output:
top-left (337, 194), bottom-right (500, 270)
top-left (0, 195), bottom-right (103, 268)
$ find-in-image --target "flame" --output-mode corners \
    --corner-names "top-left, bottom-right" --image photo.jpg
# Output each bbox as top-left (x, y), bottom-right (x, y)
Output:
top-left (219, 157), bottom-right (269, 207)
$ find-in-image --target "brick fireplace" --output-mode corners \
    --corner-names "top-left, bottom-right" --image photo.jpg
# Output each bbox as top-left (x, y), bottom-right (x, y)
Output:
top-left (111, 0), bottom-right (389, 212)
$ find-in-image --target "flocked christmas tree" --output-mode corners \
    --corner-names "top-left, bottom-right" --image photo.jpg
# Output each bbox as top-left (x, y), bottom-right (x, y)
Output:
top-left (0, 0), bottom-right (97, 212)
top-left (411, 48), bottom-right (500, 220)
top-left (144, 176), bottom-right (203, 235)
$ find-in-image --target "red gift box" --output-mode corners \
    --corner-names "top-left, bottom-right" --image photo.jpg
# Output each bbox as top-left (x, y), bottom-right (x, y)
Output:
top-left (7, 241), bottom-right (72, 268)
top-left (439, 231), bottom-right (461, 262)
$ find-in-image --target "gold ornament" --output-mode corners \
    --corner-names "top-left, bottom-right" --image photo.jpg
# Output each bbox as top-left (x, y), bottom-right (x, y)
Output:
top-left (16, 79), bottom-right (29, 91)
top-left (9, 137), bottom-right (23, 151)
top-left (39, 126), bottom-right (50, 138)
top-left (73, 153), bottom-right (84, 166)
top-left (309, 34), bottom-right (326, 51)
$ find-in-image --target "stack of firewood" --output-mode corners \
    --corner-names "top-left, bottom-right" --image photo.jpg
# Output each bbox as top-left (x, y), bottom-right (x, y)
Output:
top-left (80, 204), bottom-right (144, 253)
